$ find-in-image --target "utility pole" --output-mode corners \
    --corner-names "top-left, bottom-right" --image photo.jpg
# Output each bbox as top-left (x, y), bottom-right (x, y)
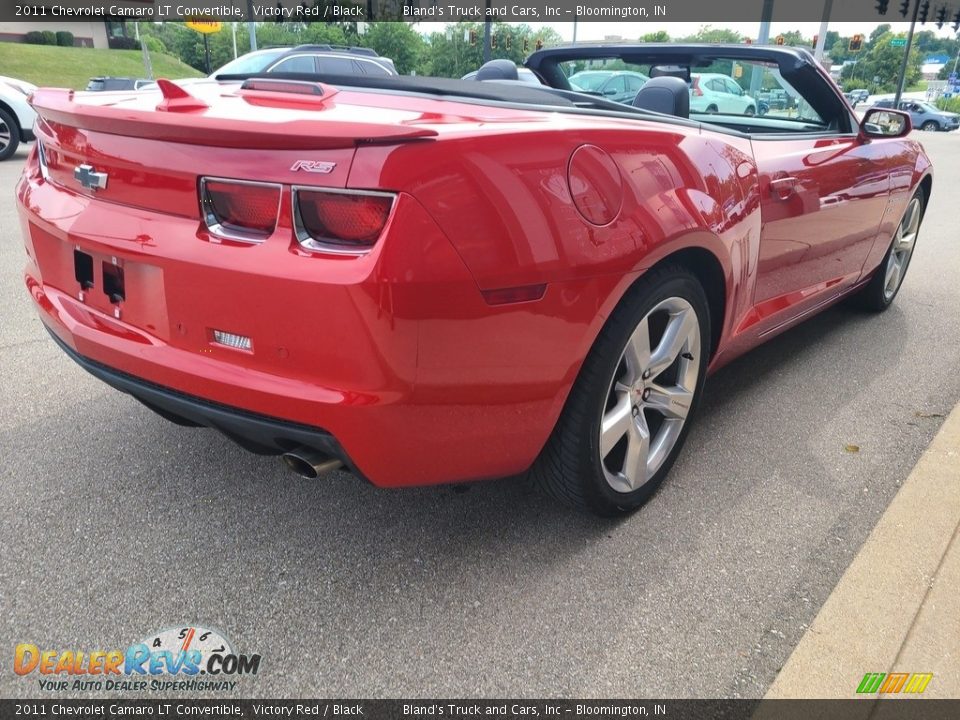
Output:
top-left (247, 0), bottom-right (258, 51)
top-left (894, 0), bottom-right (921, 107)
top-left (814, 0), bottom-right (833, 63)
top-left (572, 16), bottom-right (578, 44)
top-left (750, 0), bottom-right (774, 97)
top-left (482, 0), bottom-right (491, 63)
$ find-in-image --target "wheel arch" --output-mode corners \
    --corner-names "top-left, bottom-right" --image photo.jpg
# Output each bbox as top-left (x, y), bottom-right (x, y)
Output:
top-left (0, 99), bottom-right (22, 135)
top-left (645, 247), bottom-right (727, 360)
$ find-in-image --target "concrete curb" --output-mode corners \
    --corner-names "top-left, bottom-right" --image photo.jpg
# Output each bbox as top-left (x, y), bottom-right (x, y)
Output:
top-left (765, 402), bottom-right (960, 701)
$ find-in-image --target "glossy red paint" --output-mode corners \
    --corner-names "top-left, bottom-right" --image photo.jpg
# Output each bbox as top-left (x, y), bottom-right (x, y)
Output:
top-left (18, 81), bottom-right (931, 487)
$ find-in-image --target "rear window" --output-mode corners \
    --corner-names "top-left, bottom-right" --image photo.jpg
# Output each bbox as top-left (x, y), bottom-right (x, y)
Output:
top-left (359, 60), bottom-right (392, 76)
top-left (214, 49), bottom-right (286, 77)
top-left (317, 56), bottom-right (358, 75)
top-left (271, 55), bottom-right (317, 74)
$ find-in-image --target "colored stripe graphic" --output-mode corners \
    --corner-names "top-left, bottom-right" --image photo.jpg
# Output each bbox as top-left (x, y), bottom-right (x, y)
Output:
top-left (903, 673), bottom-right (934, 693)
top-left (857, 673), bottom-right (886, 693)
top-left (856, 672), bottom-right (933, 694)
top-left (879, 673), bottom-right (910, 693)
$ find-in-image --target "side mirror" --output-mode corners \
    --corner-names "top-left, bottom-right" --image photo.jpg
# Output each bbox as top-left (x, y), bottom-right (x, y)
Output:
top-left (602, 87), bottom-right (618, 96)
top-left (860, 108), bottom-right (912, 140)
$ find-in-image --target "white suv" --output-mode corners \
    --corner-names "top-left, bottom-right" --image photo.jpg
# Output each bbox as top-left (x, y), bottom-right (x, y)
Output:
top-left (0, 76), bottom-right (37, 161)
top-left (690, 73), bottom-right (757, 115)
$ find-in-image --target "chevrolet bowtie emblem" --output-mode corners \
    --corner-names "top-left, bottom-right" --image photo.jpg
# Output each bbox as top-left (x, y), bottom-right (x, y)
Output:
top-left (74, 164), bottom-right (108, 191)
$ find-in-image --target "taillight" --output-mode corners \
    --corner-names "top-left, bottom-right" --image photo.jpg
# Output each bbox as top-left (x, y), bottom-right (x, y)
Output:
top-left (293, 188), bottom-right (395, 253)
top-left (200, 177), bottom-right (281, 243)
top-left (691, 78), bottom-right (703, 97)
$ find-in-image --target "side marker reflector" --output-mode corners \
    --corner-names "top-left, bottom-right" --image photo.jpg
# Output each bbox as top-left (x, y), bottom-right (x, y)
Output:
top-left (481, 284), bottom-right (547, 306)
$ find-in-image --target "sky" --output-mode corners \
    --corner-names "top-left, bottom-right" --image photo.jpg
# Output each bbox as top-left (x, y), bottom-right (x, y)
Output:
top-left (415, 21), bottom-right (960, 42)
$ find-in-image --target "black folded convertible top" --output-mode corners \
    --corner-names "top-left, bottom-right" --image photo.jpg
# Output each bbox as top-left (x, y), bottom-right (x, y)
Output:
top-left (217, 71), bottom-right (578, 108)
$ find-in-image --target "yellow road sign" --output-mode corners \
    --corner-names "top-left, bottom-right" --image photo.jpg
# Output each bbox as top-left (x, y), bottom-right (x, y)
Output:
top-left (185, 20), bottom-right (222, 34)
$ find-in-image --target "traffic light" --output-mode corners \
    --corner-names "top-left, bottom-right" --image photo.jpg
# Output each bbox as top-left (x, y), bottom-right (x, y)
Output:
top-left (491, 34), bottom-right (497, 50)
top-left (469, 29), bottom-right (477, 46)
top-left (935, 5), bottom-right (946, 27)
top-left (899, 0), bottom-right (910, 16)
top-left (775, 34), bottom-right (785, 45)
top-left (523, 37), bottom-right (529, 52)
top-left (505, 34), bottom-right (512, 50)
top-left (849, 34), bottom-right (863, 52)
top-left (812, 35), bottom-right (818, 47)
top-left (918, 0), bottom-right (929, 23)
top-left (875, 0), bottom-right (889, 14)
top-left (535, 39), bottom-right (543, 51)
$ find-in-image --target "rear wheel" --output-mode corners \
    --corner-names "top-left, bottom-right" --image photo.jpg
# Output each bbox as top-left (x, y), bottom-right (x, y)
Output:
top-left (0, 107), bottom-right (19, 162)
top-left (745, 105), bottom-right (756, 116)
top-left (853, 187), bottom-right (925, 312)
top-left (706, 104), bottom-right (719, 114)
top-left (533, 267), bottom-right (710, 516)
top-left (921, 120), bottom-right (939, 131)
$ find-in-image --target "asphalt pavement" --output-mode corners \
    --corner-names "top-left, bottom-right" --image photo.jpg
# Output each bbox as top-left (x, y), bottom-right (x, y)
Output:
top-left (2, 131), bottom-right (959, 699)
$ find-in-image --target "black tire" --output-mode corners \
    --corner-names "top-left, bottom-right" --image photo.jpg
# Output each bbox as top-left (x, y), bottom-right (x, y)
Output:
top-left (745, 105), bottom-right (756, 116)
top-left (532, 266), bottom-right (711, 516)
top-left (0, 107), bottom-right (20, 162)
top-left (706, 105), bottom-right (719, 114)
top-left (852, 186), bottom-right (926, 312)
top-left (921, 120), bottom-right (939, 132)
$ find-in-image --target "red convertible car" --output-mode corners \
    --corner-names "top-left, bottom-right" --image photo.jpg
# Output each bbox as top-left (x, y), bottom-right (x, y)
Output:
top-left (18, 45), bottom-right (931, 515)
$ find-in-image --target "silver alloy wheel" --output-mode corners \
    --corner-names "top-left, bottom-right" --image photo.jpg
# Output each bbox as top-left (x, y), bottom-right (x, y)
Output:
top-left (0, 117), bottom-right (10, 153)
top-left (884, 196), bottom-right (921, 301)
top-left (599, 297), bottom-right (701, 493)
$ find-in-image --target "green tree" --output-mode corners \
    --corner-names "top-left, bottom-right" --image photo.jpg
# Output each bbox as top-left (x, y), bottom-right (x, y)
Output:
top-left (869, 24), bottom-right (891, 44)
top-left (841, 31), bottom-right (921, 93)
top-left (360, 21), bottom-right (424, 75)
top-left (678, 25), bottom-right (742, 44)
top-left (640, 30), bottom-right (670, 43)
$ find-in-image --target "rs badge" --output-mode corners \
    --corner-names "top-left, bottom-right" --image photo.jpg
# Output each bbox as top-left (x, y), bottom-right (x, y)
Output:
top-left (290, 160), bottom-right (337, 174)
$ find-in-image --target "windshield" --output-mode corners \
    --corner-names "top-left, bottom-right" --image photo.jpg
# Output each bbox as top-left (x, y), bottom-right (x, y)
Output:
top-left (212, 49), bottom-right (286, 77)
top-left (916, 102), bottom-right (939, 113)
top-left (569, 72), bottom-right (613, 92)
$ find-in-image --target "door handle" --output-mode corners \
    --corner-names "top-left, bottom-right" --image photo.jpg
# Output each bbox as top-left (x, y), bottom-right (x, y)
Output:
top-left (769, 176), bottom-right (798, 200)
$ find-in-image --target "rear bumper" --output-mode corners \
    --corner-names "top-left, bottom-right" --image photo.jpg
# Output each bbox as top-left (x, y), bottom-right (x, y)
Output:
top-left (18, 165), bottom-right (606, 488)
top-left (45, 325), bottom-right (356, 469)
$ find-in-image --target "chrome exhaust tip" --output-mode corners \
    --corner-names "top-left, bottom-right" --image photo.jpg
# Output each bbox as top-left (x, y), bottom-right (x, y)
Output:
top-left (281, 449), bottom-right (342, 479)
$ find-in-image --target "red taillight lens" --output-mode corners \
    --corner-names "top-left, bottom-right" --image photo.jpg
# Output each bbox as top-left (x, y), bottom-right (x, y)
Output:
top-left (692, 78), bottom-right (703, 97)
top-left (201, 178), bottom-right (280, 240)
top-left (294, 189), bottom-right (394, 251)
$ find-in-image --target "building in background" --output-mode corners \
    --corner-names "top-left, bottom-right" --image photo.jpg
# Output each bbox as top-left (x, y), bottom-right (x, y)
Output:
top-left (0, 1), bottom-right (159, 48)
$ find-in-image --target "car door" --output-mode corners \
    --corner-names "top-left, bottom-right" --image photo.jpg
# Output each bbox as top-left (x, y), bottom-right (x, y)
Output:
top-left (721, 77), bottom-right (747, 113)
top-left (751, 133), bottom-right (898, 318)
top-left (603, 75), bottom-right (629, 104)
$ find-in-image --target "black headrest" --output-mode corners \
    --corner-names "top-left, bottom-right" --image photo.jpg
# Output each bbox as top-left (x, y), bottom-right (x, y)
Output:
top-left (650, 65), bottom-right (691, 82)
top-left (475, 59), bottom-right (519, 82)
top-left (632, 76), bottom-right (690, 119)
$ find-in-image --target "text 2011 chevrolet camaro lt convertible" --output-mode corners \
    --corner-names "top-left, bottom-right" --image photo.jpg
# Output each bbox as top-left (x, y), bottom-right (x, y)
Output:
top-left (18, 45), bottom-right (931, 515)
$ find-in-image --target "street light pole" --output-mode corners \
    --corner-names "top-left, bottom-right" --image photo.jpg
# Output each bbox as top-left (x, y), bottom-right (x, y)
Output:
top-left (893, 0), bottom-right (921, 108)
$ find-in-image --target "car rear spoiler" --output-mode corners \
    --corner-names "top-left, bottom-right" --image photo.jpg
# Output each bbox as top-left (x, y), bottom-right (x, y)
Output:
top-left (29, 85), bottom-right (439, 150)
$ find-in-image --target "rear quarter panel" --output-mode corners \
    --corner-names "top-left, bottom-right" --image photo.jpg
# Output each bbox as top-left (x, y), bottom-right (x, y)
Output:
top-left (349, 116), bottom-right (761, 405)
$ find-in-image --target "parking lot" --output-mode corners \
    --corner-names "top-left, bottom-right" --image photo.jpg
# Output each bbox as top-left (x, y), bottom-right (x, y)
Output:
top-left (2, 131), bottom-right (959, 698)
